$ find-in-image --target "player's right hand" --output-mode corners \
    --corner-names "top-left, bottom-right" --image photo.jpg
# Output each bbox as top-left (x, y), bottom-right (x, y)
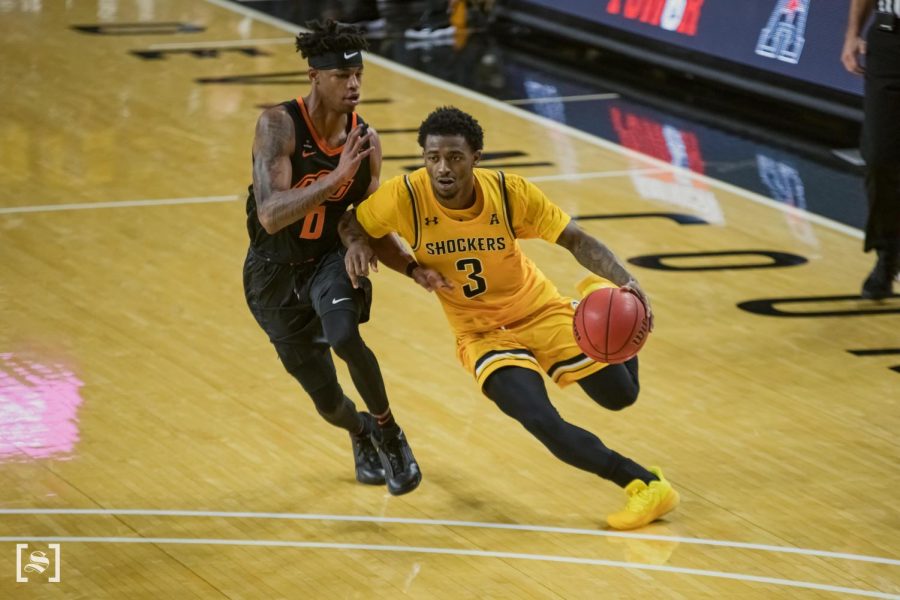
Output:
top-left (411, 266), bottom-right (454, 293)
top-left (345, 241), bottom-right (378, 289)
top-left (334, 125), bottom-right (374, 185)
top-left (622, 278), bottom-right (654, 332)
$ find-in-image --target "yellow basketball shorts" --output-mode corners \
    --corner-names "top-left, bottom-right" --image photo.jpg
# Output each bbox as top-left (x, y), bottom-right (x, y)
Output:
top-left (456, 295), bottom-right (610, 389)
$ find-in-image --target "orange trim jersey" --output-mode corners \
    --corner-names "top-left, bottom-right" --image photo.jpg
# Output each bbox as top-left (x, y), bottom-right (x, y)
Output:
top-left (245, 98), bottom-right (368, 264)
top-left (356, 168), bottom-right (571, 335)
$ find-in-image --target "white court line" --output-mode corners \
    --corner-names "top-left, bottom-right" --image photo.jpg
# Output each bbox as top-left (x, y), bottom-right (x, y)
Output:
top-left (148, 37), bottom-right (293, 50)
top-left (506, 93), bottom-right (620, 105)
top-left (201, 0), bottom-right (864, 241)
top-left (0, 195), bottom-right (239, 215)
top-left (529, 167), bottom-right (667, 182)
top-left (2, 508), bottom-right (897, 567)
top-left (0, 536), bottom-right (895, 599)
top-left (0, 170), bottom-right (664, 214)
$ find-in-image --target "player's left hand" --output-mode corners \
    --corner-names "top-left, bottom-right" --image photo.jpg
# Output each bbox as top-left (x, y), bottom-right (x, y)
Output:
top-left (345, 241), bottom-right (378, 289)
top-left (622, 278), bottom-right (654, 331)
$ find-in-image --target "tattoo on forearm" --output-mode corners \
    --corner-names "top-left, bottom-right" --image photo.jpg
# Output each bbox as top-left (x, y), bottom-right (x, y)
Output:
top-left (561, 228), bottom-right (631, 285)
top-left (252, 108), bottom-right (339, 233)
top-left (265, 180), bottom-right (336, 231)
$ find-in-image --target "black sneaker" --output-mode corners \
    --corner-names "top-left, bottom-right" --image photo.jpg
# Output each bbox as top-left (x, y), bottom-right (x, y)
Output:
top-left (351, 413), bottom-right (385, 485)
top-left (861, 249), bottom-right (898, 300)
top-left (371, 427), bottom-right (421, 495)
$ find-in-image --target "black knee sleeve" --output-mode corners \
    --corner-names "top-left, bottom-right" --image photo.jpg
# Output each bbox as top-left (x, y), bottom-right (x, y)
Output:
top-left (322, 310), bottom-right (366, 363)
top-left (321, 309), bottom-right (390, 416)
top-left (578, 358), bottom-right (639, 411)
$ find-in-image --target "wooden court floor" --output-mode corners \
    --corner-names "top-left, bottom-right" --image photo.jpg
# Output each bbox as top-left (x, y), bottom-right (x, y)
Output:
top-left (0, 1), bottom-right (898, 598)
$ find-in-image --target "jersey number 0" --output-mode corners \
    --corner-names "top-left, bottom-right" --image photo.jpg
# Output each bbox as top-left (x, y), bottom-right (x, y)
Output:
top-left (299, 206), bottom-right (325, 239)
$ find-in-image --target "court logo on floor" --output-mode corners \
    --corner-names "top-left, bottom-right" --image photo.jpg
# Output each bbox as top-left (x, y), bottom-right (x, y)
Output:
top-left (15, 543), bottom-right (61, 583)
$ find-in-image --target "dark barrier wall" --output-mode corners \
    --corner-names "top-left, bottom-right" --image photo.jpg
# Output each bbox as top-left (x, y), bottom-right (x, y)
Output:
top-left (512, 0), bottom-right (863, 97)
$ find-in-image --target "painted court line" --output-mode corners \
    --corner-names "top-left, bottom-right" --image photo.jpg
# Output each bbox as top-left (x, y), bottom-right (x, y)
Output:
top-left (0, 170), bottom-right (664, 214)
top-left (0, 195), bottom-right (239, 214)
top-left (2, 508), bottom-right (897, 567)
top-left (0, 536), bottom-right (895, 599)
top-left (529, 168), bottom-right (667, 182)
top-left (506, 93), bottom-right (620, 105)
top-left (148, 37), bottom-right (294, 50)
top-left (201, 0), bottom-right (864, 241)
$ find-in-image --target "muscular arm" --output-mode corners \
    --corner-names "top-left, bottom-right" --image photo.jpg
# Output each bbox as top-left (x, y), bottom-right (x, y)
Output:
top-left (339, 210), bottom-right (412, 285)
top-left (341, 126), bottom-right (411, 277)
top-left (339, 210), bottom-right (451, 291)
top-left (555, 221), bottom-right (634, 286)
top-left (557, 220), bottom-right (653, 327)
top-left (252, 107), bottom-right (372, 234)
top-left (364, 127), bottom-right (383, 198)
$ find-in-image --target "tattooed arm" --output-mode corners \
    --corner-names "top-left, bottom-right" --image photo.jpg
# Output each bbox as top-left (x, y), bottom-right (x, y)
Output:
top-left (252, 106), bottom-right (373, 234)
top-left (556, 221), bottom-right (654, 328)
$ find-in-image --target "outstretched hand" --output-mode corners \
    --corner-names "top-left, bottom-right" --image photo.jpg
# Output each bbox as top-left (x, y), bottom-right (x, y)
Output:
top-left (622, 278), bottom-right (654, 331)
top-left (333, 125), bottom-right (374, 185)
top-left (344, 241), bottom-right (378, 289)
top-left (411, 265), bottom-right (454, 293)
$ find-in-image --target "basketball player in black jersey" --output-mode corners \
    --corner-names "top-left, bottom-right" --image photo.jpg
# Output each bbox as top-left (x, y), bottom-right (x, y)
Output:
top-left (243, 20), bottom-right (421, 496)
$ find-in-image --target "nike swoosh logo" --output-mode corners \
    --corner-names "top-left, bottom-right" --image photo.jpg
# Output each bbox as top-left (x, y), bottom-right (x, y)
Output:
top-left (343, 51), bottom-right (359, 59)
top-left (302, 150), bottom-right (315, 158)
top-left (332, 297), bottom-right (351, 304)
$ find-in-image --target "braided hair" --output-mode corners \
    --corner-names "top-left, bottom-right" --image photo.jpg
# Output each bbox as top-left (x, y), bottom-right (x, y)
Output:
top-left (295, 19), bottom-right (368, 59)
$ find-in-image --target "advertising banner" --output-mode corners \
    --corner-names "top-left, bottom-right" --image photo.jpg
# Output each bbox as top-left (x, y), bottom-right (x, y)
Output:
top-left (516, 0), bottom-right (863, 96)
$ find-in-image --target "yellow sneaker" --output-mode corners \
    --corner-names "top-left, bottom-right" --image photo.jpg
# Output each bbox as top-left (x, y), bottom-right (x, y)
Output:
top-left (606, 467), bottom-right (679, 530)
top-left (576, 274), bottom-right (618, 298)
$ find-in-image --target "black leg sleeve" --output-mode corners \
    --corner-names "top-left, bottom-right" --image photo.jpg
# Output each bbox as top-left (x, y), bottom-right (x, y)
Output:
top-left (483, 367), bottom-right (653, 488)
top-left (321, 309), bottom-right (390, 417)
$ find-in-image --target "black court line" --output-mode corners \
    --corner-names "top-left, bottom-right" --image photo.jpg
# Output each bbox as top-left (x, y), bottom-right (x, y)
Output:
top-left (375, 128), bottom-right (418, 134)
top-left (386, 151), bottom-right (528, 161)
top-left (846, 349), bottom-right (900, 356)
top-left (254, 99), bottom-right (392, 110)
top-left (574, 213), bottom-right (709, 225)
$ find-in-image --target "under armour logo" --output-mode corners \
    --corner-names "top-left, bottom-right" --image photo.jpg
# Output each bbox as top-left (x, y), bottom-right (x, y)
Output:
top-left (489, 213), bottom-right (499, 225)
top-left (425, 217), bottom-right (439, 225)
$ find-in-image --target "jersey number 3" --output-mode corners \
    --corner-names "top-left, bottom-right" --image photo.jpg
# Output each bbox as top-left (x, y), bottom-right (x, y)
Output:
top-left (456, 258), bottom-right (487, 298)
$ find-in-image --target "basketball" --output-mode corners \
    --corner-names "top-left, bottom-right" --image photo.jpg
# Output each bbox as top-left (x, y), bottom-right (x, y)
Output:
top-left (573, 287), bottom-right (650, 364)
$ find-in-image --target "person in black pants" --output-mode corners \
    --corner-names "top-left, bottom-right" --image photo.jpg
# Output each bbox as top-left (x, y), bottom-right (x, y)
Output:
top-left (243, 20), bottom-right (421, 495)
top-left (843, 0), bottom-right (900, 299)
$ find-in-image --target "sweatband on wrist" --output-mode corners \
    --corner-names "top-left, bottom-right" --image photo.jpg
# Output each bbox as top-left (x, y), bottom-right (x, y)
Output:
top-left (405, 261), bottom-right (419, 277)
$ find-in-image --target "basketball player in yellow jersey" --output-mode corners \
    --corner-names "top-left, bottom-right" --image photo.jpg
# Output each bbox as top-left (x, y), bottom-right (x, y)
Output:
top-left (339, 107), bottom-right (679, 530)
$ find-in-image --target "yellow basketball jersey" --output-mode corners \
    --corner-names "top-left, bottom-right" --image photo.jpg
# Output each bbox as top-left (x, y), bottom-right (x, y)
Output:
top-left (356, 167), bottom-right (571, 334)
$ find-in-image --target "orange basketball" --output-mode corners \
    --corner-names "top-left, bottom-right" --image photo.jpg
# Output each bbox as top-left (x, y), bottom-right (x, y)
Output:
top-left (573, 287), bottom-right (650, 364)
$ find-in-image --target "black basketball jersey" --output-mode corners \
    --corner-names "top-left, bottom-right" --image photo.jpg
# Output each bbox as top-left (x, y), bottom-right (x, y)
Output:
top-left (246, 97), bottom-right (372, 264)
